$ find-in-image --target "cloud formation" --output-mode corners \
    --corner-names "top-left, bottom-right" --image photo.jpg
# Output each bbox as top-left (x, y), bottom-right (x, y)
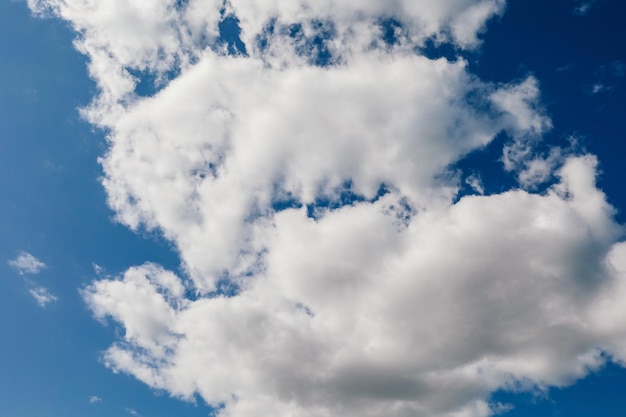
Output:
top-left (29, 287), bottom-right (58, 307)
top-left (8, 251), bottom-right (47, 275)
top-left (28, 1), bottom-right (626, 417)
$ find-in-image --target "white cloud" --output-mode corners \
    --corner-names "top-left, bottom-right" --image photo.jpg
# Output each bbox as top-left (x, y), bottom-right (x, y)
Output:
top-left (28, 1), bottom-right (626, 417)
top-left (126, 408), bottom-right (140, 416)
top-left (29, 287), bottom-right (58, 307)
top-left (83, 157), bottom-right (625, 417)
top-left (8, 251), bottom-right (47, 275)
top-left (517, 147), bottom-right (564, 188)
top-left (89, 395), bottom-right (103, 404)
top-left (465, 174), bottom-right (485, 195)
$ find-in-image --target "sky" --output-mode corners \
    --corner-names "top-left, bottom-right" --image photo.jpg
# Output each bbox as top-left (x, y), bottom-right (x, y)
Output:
top-left (1, 0), bottom-right (626, 416)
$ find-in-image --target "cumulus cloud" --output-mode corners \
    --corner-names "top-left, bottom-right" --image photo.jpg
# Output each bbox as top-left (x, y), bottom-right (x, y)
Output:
top-left (29, 287), bottom-right (58, 307)
top-left (28, 1), bottom-right (626, 417)
top-left (8, 251), bottom-right (47, 275)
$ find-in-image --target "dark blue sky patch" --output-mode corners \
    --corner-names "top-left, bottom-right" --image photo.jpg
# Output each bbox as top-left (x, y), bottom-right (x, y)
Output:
top-left (417, 36), bottom-right (466, 63)
top-left (306, 19), bottom-right (337, 67)
top-left (255, 18), bottom-right (277, 54)
top-left (183, 285), bottom-right (200, 302)
top-left (453, 128), bottom-right (577, 202)
top-left (378, 18), bottom-right (404, 47)
top-left (305, 181), bottom-right (390, 220)
top-left (218, 14), bottom-right (248, 56)
top-left (129, 11), bottom-right (247, 92)
top-left (254, 18), bottom-right (336, 66)
top-left (491, 360), bottom-right (626, 417)
top-left (272, 190), bottom-right (304, 213)
top-left (127, 66), bottom-right (181, 97)
top-left (467, 0), bottom-right (626, 223)
top-left (453, 133), bottom-right (519, 199)
top-left (204, 276), bottom-right (241, 298)
top-left (271, 182), bottom-right (389, 218)
top-left (174, 0), bottom-right (190, 11)
top-left (305, 181), bottom-right (366, 220)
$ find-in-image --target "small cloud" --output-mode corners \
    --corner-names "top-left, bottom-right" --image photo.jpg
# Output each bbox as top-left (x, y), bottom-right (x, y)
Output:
top-left (589, 83), bottom-right (611, 94)
top-left (556, 64), bottom-right (575, 73)
top-left (491, 402), bottom-right (514, 414)
top-left (89, 395), bottom-right (102, 404)
top-left (93, 263), bottom-right (104, 275)
top-left (573, 0), bottom-right (596, 15)
top-left (465, 175), bottom-right (485, 195)
top-left (126, 408), bottom-right (141, 416)
top-left (29, 287), bottom-right (58, 307)
top-left (585, 61), bottom-right (624, 95)
top-left (8, 251), bottom-right (47, 275)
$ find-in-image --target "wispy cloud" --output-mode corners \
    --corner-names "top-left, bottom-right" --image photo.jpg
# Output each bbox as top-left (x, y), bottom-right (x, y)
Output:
top-left (89, 395), bottom-right (102, 404)
top-left (92, 263), bottom-right (104, 275)
top-left (8, 251), bottom-right (46, 275)
top-left (589, 83), bottom-right (610, 95)
top-left (556, 63), bottom-right (576, 72)
top-left (465, 174), bottom-right (485, 195)
top-left (573, 0), bottom-right (597, 15)
top-left (586, 60), bottom-right (625, 94)
top-left (126, 408), bottom-right (140, 416)
top-left (29, 287), bottom-right (58, 307)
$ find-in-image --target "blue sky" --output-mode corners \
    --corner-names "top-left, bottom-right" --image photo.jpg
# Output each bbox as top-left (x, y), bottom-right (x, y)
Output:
top-left (1, 1), bottom-right (626, 417)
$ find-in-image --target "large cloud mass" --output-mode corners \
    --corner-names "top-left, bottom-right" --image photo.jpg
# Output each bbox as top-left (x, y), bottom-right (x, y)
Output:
top-left (28, 0), bottom-right (626, 416)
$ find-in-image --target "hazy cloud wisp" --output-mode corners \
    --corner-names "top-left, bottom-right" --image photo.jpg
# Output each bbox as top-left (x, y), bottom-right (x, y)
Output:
top-left (8, 251), bottom-right (46, 275)
top-left (29, 287), bottom-right (58, 307)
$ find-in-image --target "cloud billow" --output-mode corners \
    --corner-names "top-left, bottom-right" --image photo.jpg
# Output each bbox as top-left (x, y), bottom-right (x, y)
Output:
top-left (28, 1), bottom-right (626, 416)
